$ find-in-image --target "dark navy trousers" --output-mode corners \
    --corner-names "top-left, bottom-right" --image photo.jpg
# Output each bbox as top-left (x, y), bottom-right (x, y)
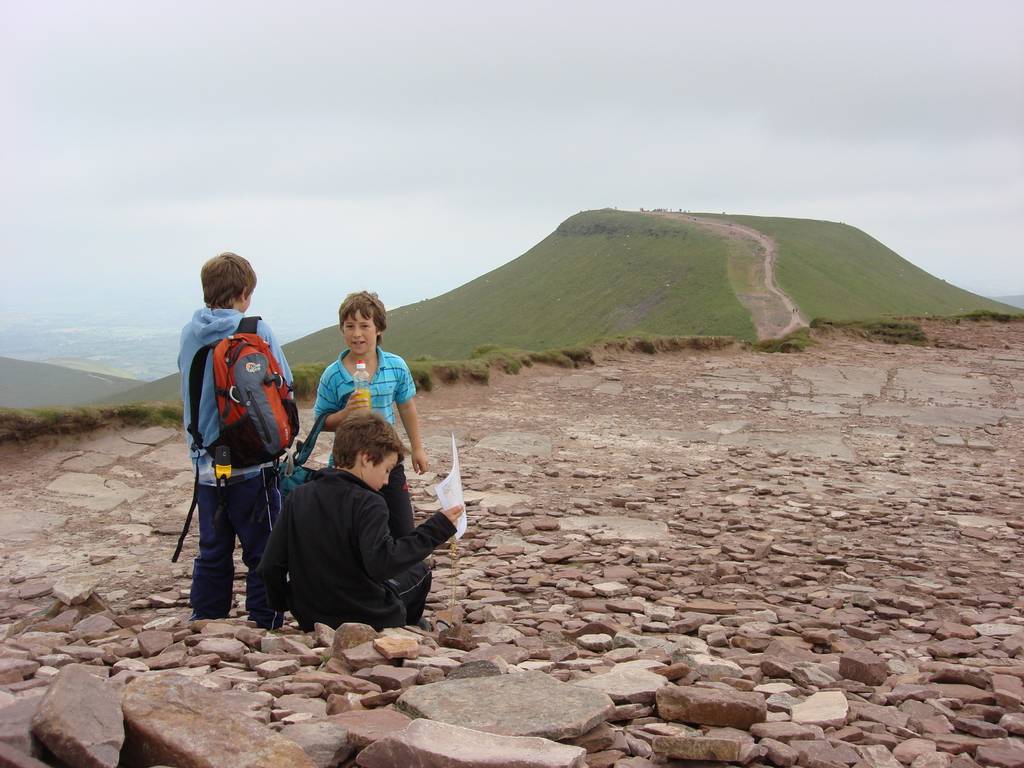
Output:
top-left (190, 469), bottom-right (282, 629)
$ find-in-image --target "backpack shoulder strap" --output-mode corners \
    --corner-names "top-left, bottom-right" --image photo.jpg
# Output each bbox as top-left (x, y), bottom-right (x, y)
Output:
top-left (236, 316), bottom-right (261, 335)
top-left (294, 411), bottom-right (331, 466)
top-left (186, 344), bottom-right (214, 451)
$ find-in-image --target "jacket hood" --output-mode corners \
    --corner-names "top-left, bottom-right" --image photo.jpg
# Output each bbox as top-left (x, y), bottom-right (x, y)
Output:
top-left (189, 307), bottom-right (244, 346)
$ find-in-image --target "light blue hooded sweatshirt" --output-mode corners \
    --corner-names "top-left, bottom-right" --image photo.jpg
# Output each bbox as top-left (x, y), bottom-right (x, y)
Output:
top-left (178, 308), bottom-right (293, 484)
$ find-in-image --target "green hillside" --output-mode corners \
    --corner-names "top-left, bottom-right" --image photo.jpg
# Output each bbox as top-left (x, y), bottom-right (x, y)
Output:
top-left (0, 357), bottom-right (141, 408)
top-left (287, 210), bottom-right (757, 363)
top-left (702, 214), bottom-right (1014, 321)
top-left (102, 209), bottom-right (1019, 405)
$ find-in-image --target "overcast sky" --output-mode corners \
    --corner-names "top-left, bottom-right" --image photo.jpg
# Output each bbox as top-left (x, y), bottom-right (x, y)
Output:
top-left (2, 0), bottom-right (1022, 341)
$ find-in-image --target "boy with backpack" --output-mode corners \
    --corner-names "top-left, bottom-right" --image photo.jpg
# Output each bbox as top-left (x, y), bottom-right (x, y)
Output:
top-left (176, 252), bottom-right (298, 630)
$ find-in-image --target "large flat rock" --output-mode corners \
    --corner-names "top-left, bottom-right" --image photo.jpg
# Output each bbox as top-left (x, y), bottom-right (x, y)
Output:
top-left (560, 516), bottom-right (669, 541)
top-left (395, 671), bottom-right (614, 740)
top-left (861, 403), bottom-right (1011, 427)
top-left (893, 368), bottom-right (995, 402)
top-left (719, 430), bottom-right (854, 462)
top-left (121, 674), bottom-right (316, 768)
top-left (355, 719), bottom-right (587, 768)
top-left (45, 473), bottom-right (145, 511)
top-left (794, 365), bottom-right (887, 397)
top-left (572, 663), bottom-right (669, 703)
top-left (474, 432), bottom-right (553, 458)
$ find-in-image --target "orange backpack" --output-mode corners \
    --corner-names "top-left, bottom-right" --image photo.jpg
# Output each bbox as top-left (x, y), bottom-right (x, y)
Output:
top-left (186, 316), bottom-right (299, 468)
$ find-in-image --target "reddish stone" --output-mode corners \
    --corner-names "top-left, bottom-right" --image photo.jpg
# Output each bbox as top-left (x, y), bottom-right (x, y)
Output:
top-left (656, 685), bottom-right (766, 729)
top-left (840, 649), bottom-right (889, 686)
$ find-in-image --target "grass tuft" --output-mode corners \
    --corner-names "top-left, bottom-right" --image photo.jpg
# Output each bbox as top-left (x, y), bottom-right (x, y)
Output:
top-left (954, 309), bottom-right (1024, 323)
top-left (811, 318), bottom-right (928, 345)
top-left (754, 328), bottom-right (814, 353)
top-left (0, 403), bottom-right (183, 444)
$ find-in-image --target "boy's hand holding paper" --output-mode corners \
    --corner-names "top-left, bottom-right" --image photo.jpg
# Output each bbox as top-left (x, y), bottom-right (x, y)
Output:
top-left (434, 434), bottom-right (466, 538)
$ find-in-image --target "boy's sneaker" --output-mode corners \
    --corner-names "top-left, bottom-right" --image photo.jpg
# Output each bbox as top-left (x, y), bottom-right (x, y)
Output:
top-left (416, 616), bottom-right (433, 632)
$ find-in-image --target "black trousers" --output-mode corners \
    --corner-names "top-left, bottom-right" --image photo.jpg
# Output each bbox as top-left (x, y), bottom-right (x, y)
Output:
top-left (387, 561), bottom-right (432, 625)
top-left (380, 460), bottom-right (432, 624)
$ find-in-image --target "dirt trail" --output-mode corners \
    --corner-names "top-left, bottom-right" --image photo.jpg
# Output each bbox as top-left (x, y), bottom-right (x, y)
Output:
top-left (654, 212), bottom-right (808, 339)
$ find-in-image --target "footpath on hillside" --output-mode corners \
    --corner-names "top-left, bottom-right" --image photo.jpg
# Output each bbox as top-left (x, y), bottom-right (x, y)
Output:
top-left (0, 321), bottom-right (1023, 766)
top-left (653, 212), bottom-right (808, 340)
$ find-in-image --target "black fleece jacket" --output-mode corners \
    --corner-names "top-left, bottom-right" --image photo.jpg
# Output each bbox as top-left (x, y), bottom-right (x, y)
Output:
top-left (258, 468), bottom-right (455, 631)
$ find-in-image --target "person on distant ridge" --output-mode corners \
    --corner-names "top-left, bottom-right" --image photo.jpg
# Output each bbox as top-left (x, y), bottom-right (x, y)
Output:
top-left (177, 252), bottom-right (292, 630)
top-left (258, 411), bottom-right (462, 630)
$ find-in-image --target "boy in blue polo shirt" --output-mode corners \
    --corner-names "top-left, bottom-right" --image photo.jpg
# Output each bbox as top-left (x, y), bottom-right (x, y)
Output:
top-left (314, 291), bottom-right (427, 541)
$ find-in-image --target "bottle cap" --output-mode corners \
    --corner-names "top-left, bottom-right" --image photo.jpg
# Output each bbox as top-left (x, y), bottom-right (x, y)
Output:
top-left (356, 360), bottom-right (366, 369)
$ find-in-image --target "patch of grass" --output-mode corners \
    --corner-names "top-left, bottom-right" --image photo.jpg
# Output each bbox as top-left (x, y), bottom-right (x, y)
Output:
top-left (954, 309), bottom-right (1024, 323)
top-left (0, 403), bottom-right (183, 443)
top-left (754, 328), bottom-right (814, 353)
top-left (600, 333), bottom-right (736, 354)
top-left (811, 318), bottom-right (928, 345)
top-left (291, 363), bottom-right (329, 400)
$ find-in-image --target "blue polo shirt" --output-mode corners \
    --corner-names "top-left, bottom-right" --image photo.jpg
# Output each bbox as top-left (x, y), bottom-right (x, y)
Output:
top-left (313, 348), bottom-right (416, 426)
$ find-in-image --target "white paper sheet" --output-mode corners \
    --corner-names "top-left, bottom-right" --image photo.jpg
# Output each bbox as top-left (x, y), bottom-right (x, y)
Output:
top-left (433, 433), bottom-right (466, 539)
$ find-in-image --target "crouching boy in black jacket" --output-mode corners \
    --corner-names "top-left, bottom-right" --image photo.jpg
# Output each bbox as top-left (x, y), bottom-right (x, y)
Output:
top-left (258, 411), bottom-right (462, 631)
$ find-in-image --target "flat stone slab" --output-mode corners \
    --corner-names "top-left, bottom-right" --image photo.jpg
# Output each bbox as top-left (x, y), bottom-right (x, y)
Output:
top-left (861, 403), bottom-right (1011, 427)
top-left (893, 368), bottom-right (995, 402)
top-left (45, 473), bottom-right (146, 511)
top-left (706, 420), bottom-right (749, 434)
top-left (356, 719), bottom-right (587, 768)
top-left (791, 690), bottom-right (849, 728)
top-left (121, 674), bottom-right (315, 767)
top-left (474, 432), bottom-right (553, 458)
top-left (638, 429), bottom-right (718, 444)
top-left (773, 398), bottom-right (847, 417)
top-left (395, 671), bottom-right (614, 740)
top-left (0, 509), bottom-right (66, 541)
top-left (572, 663), bottom-right (669, 703)
top-left (719, 431), bottom-right (854, 462)
top-left (60, 452), bottom-right (117, 472)
top-left (474, 491), bottom-right (531, 510)
top-left (560, 516), bottom-right (669, 541)
top-left (793, 365), bottom-right (887, 397)
top-left (557, 374), bottom-right (604, 390)
top-left (73, 432), bottom-right (150, 458)
top-left (122, 426), bottom-right (178, 445)
top-left (138, 443), bottom-right (191, 471)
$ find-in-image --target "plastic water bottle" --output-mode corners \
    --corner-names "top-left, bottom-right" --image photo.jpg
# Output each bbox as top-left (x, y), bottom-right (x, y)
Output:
top-left (353, 360), bottom-right (372, 408)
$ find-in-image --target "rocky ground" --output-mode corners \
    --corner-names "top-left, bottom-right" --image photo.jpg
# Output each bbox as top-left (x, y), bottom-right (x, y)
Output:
top-left (0, 320), bottom-right (1022, 768)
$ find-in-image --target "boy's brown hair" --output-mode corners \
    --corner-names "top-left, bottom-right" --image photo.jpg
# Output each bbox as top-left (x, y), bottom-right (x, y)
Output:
top-left (202, 252), bottom-right (257, 308)
top-left (339, 291), bottom-right (387, 342)
top-left (332, 411), bottom-right (406, 469)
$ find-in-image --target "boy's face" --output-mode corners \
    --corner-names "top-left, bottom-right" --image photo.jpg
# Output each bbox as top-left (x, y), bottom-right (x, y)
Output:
top-left (342, 311), bottom-right (378, 358)
top-left (358, 451), bottom-right (398, 491)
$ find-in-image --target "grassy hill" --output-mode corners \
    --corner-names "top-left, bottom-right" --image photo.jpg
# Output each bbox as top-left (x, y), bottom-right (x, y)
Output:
top-left (0, 357), bottom-right (141, 408)
top-left (994, 295), bottom-right (1024, 309)
top-left (287, 210), bottom-right (758, 363)
top-left (702, 214), bottom-right (1014, 321)
top-left (101, 209), bottom-right (1019, 405)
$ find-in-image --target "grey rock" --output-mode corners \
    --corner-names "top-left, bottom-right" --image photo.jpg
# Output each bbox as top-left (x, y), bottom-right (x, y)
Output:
top-left (355, 719), bottom-right (586, 768)
top-left (396, 671), bottom-right (614, 740)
